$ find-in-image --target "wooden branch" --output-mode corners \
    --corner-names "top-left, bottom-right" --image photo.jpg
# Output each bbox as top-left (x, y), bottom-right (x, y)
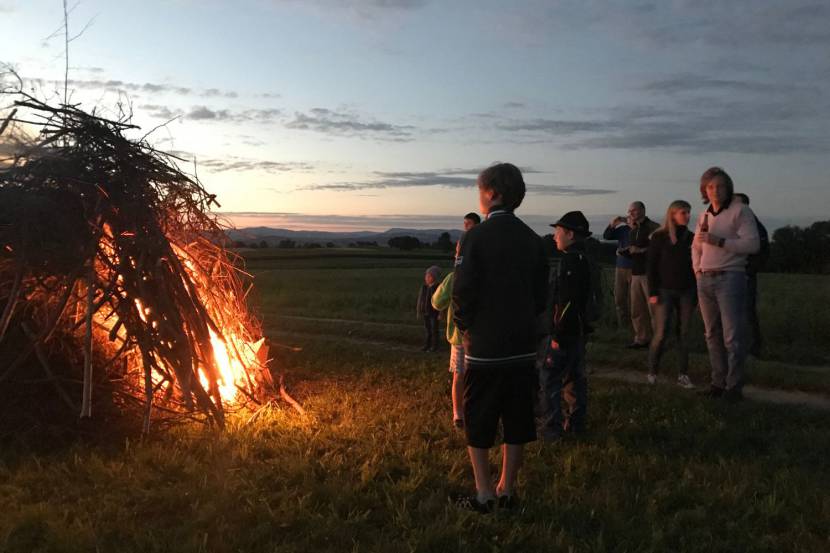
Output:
top-left (279, 374), bottom-right (305, 416)
top-left (0, 263), bottom-right (23, 344)
top-left (80, 269), bottom-right (94, 418)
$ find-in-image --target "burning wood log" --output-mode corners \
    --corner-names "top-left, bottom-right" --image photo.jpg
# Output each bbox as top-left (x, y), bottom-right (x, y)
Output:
top-left (0, 87), bottom-right (276, 431)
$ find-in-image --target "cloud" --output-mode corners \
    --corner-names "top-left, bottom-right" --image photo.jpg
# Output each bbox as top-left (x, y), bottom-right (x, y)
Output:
top-left (497, 1), bottom-right (830, 49)
top-left (274, 0), bottom-right (429, 17)
top-left (198, 157), bottom-right (315, 173)
top-left (201, 88), bottom-right (239, 99)
top-left (489, 73), bottom-right (830, 155)
top-left (30, 77), bottom-right (240, 99)
top-left (140, 104), bottom-right (180, 120)
top-left (138, 104), bottom-right (282, 124)
top-left (62, 79), bottom-right (193, 95)
top-left (187, 105), bottom-right (231, 120)
top-left (300, 169), bottom-right (615, 195)
top-left (496, 118), bottom-right (621, 135)
top-left (641, 74), bottom-right (818, 97)
top-left (285, 108), bottom-right (415, 140)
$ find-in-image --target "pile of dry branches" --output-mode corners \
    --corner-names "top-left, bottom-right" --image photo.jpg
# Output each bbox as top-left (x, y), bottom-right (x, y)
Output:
top-left (0, 88), bottom-right (274, 432)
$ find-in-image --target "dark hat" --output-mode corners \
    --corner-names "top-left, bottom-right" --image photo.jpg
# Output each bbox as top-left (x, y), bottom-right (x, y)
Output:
top-left (550, 211), bottom-right (591, 236)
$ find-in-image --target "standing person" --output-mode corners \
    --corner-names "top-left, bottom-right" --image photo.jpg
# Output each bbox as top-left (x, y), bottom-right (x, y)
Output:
top-left (432, 242), bottom-right (466, 428)
top-left (416, 266), bottom-right (441, 352)
top-left (451, 163), bottom-right (547, 513)
top-left (734, 193), bottom-right (769, 358)
top-left (693, 167), bottom-right (760, 402)
top-left (463, 212), bottom-right (481, 231)
top-left (621, 202), bottom-right (659, 349)
top-left (646, 200), bottom-right (697, 389)
top-left (538, 211), bottom-right (592, 441)
top-left (433, 214), bottom-right (480, 429)
top-left (603, 214), bottom-right (633, 330)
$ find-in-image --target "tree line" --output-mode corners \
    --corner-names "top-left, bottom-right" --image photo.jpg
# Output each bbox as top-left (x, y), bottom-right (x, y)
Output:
top-left (232, 222), bottom-right (829, 274)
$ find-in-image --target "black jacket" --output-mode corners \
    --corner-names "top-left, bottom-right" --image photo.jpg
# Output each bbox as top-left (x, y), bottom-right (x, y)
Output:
top-left (416, 283), bottom-right (439, 318)
top-left (646, 227), bottom-right (696, 295)
top-left (452, 210), bottom-right (548, 366)
top-left (550, 243), bottom-right (592, 345)
top-left (747, 217), bottom-right (770, 275)
top-left (622, 217), bottom-right (659, 275)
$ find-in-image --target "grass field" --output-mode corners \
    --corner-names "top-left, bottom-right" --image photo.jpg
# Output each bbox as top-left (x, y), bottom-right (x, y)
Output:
top-left (1, 249), bottom-right (829, 552)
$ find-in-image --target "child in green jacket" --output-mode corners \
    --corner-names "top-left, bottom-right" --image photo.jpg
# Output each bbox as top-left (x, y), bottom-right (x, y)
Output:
top-left (432, 244), bottom-right (465, 428)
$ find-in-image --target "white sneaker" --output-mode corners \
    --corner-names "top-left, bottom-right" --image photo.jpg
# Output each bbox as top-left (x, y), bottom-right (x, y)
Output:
top-left (677, 374), bottom-right (694, 389)
top-left (647, 373), bottom-right (657, 385)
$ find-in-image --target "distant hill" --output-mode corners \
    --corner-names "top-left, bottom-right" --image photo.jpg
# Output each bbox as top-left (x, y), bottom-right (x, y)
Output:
top-left (226, 227), bottom-right (464, 247)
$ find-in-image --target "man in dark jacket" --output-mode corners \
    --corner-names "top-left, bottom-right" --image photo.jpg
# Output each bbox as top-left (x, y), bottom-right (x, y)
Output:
top-left (451, 163), bottom-right (547, 513)
top-left (538, 211), bottom-right (592, 440)
top-left (620, 201), bottom-right (659, 348)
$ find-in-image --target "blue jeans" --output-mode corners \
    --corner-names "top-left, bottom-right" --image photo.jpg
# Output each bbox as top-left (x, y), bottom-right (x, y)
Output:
top-left (648, 288), bottom-right (696, 376)
top-left (537, 338), bottom-right (587, 436)
top-left (697, 271), bottom-right (747, 390)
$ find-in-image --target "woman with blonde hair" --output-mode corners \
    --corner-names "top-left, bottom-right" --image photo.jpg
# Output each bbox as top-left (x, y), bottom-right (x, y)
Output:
top-left (646, 200), bottom-right (697, 388)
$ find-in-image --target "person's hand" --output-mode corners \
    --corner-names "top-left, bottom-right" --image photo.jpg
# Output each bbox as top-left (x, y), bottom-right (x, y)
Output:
top-left (550, 339), bottom-right (560, 351)
top-left (649, 296), bottom-right (659, 305)
top-left (611, 216), bottom-right (625, 226)
top-left (696, 232), bottom-right (721, 246)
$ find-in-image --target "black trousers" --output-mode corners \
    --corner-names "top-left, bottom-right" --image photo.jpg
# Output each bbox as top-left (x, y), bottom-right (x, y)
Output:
top-left (423, 314), bottom-right (439, 350)
top-left (746, 273), bottom-right (762, 357)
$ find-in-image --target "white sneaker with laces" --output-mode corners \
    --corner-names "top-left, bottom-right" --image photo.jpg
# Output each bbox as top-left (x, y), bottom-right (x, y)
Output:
top-left (647, 373), bottom-right (657, 385)
top-left (677, 374), bottom-right (694, 389)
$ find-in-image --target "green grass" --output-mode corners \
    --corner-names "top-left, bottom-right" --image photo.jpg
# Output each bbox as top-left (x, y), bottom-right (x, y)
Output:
top-left (2, 340), bottom-right (829, 552)
top-left (2, 250), bottom-right (829, 552)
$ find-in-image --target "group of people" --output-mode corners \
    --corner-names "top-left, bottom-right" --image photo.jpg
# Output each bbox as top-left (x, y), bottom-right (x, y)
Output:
top-left (604, 174), bottom-right (769, 393)
top-left (416, 163), bottom-right (766, 513)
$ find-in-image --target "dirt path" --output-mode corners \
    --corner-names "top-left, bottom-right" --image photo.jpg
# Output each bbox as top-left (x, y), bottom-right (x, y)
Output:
top-left (270, 318), bottom-right (830, 411)
top-left (594, 369), bottom-right (830, 410)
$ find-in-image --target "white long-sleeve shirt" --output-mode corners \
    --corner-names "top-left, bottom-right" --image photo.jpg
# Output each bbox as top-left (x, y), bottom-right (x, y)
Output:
top-left (692, 201), bottom-right (760, 273)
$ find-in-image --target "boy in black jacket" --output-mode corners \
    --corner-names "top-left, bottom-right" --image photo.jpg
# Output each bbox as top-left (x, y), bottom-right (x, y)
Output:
top-left (451, 163), bottom-right (548, 513)
top-left (538, 211), bottom-right (592, 440)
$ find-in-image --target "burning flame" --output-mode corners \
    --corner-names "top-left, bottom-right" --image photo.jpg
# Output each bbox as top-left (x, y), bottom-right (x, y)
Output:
top-left (204, 328), bottom-right (262, 402)
top-left (96, 224), bottom-right (267, 407)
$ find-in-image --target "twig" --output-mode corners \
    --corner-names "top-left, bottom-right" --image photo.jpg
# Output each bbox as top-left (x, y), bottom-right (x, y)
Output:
top-left (80, 268), bottom-right (94, 418)
top-left (0, 107), bottom-right (17, 136)
top-left (279, 374), bottom-right (305, 416)
top-left (0, 263), bottom-right (23, 344)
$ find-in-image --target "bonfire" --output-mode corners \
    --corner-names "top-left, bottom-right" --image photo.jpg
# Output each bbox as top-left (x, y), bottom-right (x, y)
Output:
top-left (0, 86), bottom-right (278, 432)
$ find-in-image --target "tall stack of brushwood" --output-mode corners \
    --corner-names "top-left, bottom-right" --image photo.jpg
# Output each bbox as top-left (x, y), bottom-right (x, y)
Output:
top-left (0, 91), bottom-right (272, 433)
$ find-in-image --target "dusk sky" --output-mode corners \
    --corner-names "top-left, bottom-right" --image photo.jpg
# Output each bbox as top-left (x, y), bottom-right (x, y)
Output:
top-left (2, 0), bottom-right (829, 233)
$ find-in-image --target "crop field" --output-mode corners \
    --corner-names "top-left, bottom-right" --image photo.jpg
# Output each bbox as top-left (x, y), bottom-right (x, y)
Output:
top-left (1, 249), bottom-right (829, 552)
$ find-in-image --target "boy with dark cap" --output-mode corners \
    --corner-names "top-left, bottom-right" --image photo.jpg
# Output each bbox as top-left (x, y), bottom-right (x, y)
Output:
top-left (538, 211), bottom-right (592, 440)
top-left (451, 163), bottom-right (548, 513)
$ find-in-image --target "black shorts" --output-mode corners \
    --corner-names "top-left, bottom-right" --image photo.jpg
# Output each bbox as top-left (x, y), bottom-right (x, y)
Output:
top-left (463, 362), bottom-right (537, 449)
